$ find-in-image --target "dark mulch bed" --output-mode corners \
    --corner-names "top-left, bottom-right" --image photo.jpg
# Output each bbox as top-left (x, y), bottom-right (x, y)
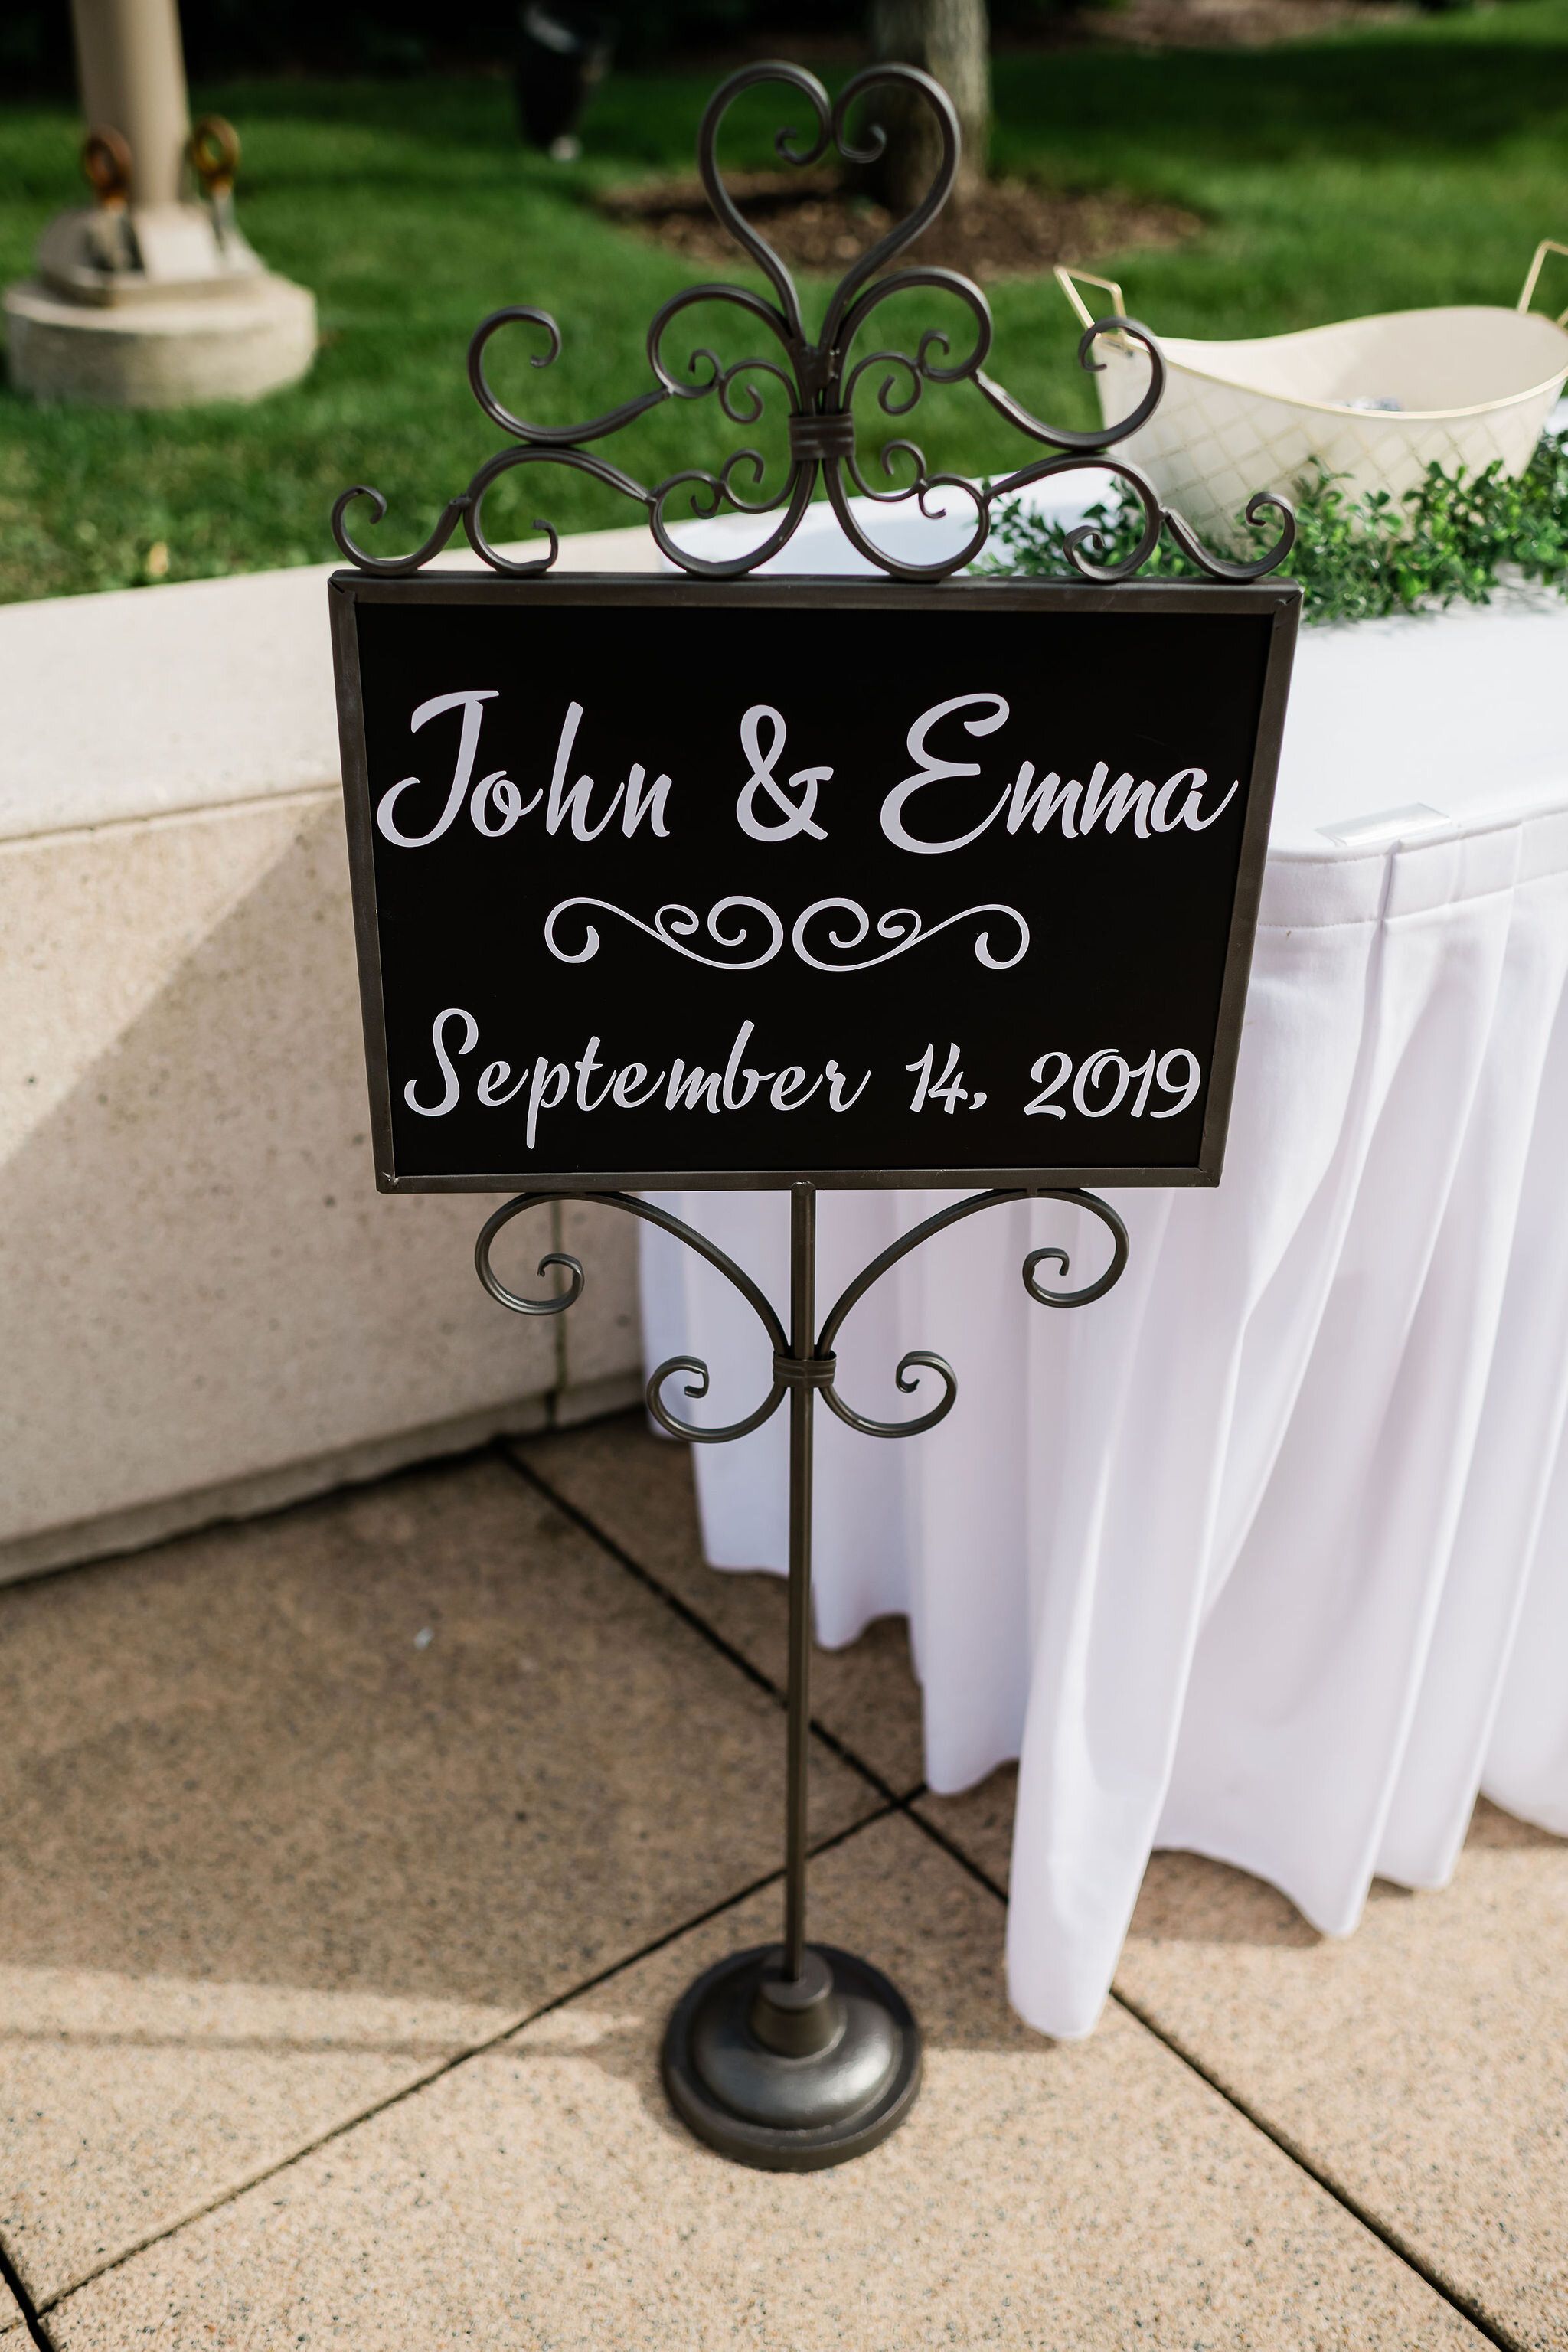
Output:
top-left (1070, 0), bottom-right (1410, 44)
top-left (595, 171), bottom-right (1200, 283)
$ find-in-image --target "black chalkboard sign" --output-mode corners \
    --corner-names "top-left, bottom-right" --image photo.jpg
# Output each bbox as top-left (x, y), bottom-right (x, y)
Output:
top-left (330, 573), bottom-right (1298, 1191)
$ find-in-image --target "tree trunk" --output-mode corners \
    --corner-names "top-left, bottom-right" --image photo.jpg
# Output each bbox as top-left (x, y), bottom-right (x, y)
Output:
top-left (866, 0), bottom-right (991, 215)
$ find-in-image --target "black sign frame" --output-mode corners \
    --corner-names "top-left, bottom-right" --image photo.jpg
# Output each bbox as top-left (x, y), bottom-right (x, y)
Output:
top-left (330, 567), bottom-right (1299, 1198)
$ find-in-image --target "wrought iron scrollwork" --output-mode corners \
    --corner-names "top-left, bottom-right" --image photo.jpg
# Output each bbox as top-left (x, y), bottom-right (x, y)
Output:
top-left (333, 59), bottom-right (1293, 585)
top-left (475, 1184), bottom-right (1129, 1447)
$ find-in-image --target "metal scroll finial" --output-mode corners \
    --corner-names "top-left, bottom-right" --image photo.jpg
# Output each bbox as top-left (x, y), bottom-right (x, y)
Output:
top-left (474, 1182), bottom-right (1131, 1447)
top-left (332, 59), bottom-right (1295, 585)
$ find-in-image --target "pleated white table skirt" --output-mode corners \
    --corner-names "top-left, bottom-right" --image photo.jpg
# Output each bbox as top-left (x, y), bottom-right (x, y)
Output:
top-left (639, 556), bottom-right (1568, 2039)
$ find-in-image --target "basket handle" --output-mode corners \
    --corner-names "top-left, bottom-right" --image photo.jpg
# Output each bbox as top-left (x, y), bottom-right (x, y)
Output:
top-left (1054, 263), bottom-right (1135, 354)
top-left (1517, 240), bottom-right (1568, 327)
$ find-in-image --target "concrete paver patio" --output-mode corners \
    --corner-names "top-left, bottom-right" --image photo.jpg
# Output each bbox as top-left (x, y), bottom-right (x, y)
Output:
top-left (1, 1412), bottom-right (1560, 2348)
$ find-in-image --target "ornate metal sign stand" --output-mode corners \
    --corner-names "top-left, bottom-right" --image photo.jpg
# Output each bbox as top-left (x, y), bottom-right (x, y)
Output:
top-left (332, 60), bottom-right (1293, 2171)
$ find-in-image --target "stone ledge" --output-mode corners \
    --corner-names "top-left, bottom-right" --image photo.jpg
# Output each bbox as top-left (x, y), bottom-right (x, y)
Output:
top-left (0, 520), bottom-right (662, 843)
top-left (2, 537), bottom-right (662, 1579)
top-left (0, 1374), bottom-right (642, 1588)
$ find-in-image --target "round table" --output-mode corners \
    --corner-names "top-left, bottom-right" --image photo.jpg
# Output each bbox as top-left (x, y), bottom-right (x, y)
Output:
top-left (643, 496), bottom-right (1568, 2038)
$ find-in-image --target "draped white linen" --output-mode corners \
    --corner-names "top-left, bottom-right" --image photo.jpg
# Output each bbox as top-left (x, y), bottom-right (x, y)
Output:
top-left (639, 546), bottom-right (1568, 2038)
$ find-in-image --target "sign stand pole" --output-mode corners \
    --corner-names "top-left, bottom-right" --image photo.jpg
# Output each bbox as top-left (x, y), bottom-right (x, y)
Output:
top-left (782, 1178), bottom-right (817, 1991)
top-left (476, 1178), bottom-right (1129, 2167)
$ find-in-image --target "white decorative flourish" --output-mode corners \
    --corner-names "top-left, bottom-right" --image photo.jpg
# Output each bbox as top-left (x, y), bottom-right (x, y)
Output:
top-left (791, 898), bottom-right (1030, 973)
top-left (544, 895), bottom-right (785, 970)
top-left (545, 894), bottom-right (1030, 973)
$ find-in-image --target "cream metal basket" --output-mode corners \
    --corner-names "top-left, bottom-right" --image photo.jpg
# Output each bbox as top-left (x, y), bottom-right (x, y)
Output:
top-left (1058, 240), bottom-right (1568, 544)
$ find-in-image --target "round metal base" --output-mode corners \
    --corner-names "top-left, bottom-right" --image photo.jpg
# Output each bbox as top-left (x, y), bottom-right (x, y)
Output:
top-left (661, 1944), bottom-right (920, 2171)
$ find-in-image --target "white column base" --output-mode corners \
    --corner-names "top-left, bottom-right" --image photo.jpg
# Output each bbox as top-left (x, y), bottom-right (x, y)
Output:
top-left (4, 270), bottom-right (315, 407)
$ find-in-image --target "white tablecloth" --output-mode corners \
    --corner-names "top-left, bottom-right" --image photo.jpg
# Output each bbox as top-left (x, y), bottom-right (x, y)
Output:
top-left (642, 501), bottom-right (1568, 2039)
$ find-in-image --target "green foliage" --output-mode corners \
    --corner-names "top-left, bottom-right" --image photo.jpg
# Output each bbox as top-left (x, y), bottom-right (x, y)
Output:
top-left (982, 431), bottom-right (1568, 622)
top-left (3, 0), bottom-right (1568, 601)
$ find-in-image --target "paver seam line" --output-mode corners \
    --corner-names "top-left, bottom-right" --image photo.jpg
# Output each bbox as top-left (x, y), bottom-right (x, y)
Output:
top-left (0, 2230), bottom-right (57, 2352)
top-left (504, 1443), bottom-right (918, 1811)
top-left (32, 1802), bottom-right (901, 2321)
top-left (899, 1798), bottom-right (1010, 1904)
top-left (1109, 1985), bottom-right (1524, 2352)
top-left (516, 1439), bottom-right (1523, 2352)
top-left (897, 1808), bottom-right (1519, 2350)
top-left (904, 1780), bottom-right (1521, 2350)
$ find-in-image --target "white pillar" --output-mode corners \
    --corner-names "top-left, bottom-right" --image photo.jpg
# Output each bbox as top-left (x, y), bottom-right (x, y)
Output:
top-left (69, 0), bottom-right (191, 211)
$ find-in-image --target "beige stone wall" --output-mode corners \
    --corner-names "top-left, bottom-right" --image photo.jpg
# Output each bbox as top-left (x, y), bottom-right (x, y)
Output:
top-left (0, 531), bottom-right (656, 1580)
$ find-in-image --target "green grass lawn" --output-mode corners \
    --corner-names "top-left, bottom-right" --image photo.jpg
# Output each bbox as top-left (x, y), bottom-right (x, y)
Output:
top-left (2, 5), bottom-right (1567, 602)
